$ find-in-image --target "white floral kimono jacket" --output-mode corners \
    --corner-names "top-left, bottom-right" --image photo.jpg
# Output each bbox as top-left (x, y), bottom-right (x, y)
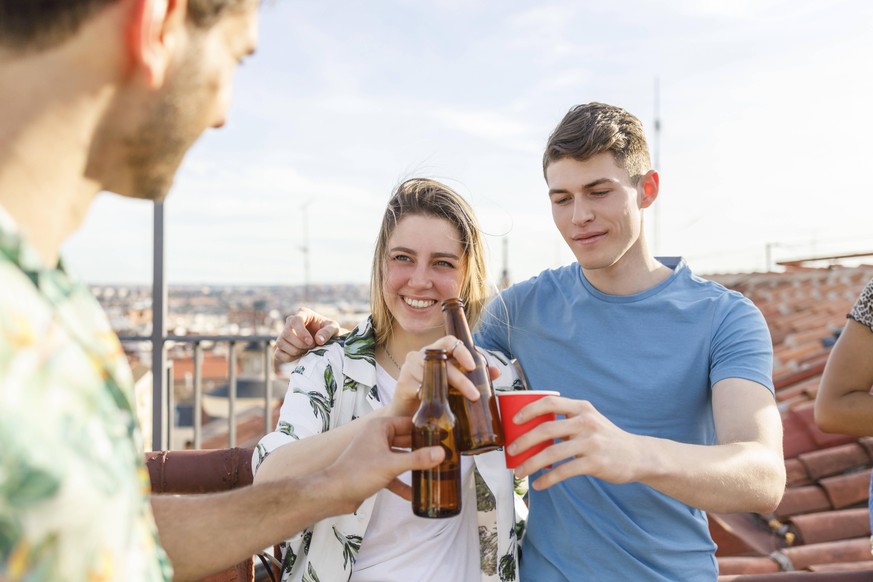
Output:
top-left (254, 318), bottom-right (528, 582)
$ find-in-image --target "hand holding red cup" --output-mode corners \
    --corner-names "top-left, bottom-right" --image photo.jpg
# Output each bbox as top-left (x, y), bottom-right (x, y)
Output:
top-left (497, 390), bottom-right (559, 469)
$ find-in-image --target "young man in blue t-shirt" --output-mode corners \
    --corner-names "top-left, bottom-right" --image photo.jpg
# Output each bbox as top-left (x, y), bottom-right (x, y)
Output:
top-left (276, 102), bottom-right (786, 581)
top-left (474, 102), bottom-right (785, 581)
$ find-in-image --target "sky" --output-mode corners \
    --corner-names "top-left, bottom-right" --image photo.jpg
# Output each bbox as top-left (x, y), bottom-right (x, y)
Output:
top-left (65, 0), bottom-right (873, 287)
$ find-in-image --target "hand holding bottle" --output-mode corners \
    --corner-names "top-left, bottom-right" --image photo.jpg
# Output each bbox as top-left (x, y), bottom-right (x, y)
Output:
top-left (385, 335), bottom-right (484, 419)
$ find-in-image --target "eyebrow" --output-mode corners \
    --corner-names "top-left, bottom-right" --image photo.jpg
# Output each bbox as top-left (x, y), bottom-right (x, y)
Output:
top-left (390, 246), bottom-right (461, 261)
top-left (548, 177), bottom-right (617, 196)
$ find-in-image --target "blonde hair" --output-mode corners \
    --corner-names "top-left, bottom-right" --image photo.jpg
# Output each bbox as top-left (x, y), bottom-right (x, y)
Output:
top-left (370, 178), bottom-right (489, 347)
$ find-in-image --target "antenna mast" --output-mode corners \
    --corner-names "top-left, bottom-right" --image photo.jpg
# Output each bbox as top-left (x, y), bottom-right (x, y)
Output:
top-left (300, 199), bottom-right (314, 303)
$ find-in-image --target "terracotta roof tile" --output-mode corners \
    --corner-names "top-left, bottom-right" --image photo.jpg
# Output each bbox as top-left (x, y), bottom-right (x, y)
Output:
top-left (780, 537), bottom-right (872, 570)
top-left (710, 513), bottom-right (786, 556)
top-left (785, 458), bottom-right (812, 487)
top-left (858, 437), bottom-right (873, 459)
top-left (718, 556), bottom-right (781, 576)
top-left (775, 485), bottom-right (832, 519)
top-left (792, 403), bottom-right (856, 449)
top-left (775, 376), bottom-right (821, 404)
top-left (820, 469), bottom-right (873, 510)
top-left (798, 443), bottom-right (871, 481)
top-left (718, 570), bottom-right (873, 581)
top-left (787, 508), bottom-right (871, 545)
top-left (807, 562), bottom-right (873, 573)
top-left (781, 410), bottom-right (822, 459)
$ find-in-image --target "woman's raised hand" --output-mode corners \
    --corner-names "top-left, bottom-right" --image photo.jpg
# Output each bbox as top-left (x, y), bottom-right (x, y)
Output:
top-left (386, 335), bottom-right (500, 418)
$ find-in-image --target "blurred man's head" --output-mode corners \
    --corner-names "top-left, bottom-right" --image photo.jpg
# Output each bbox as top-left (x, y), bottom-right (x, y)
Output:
top-left (1, 0), bottom-right (259, 201)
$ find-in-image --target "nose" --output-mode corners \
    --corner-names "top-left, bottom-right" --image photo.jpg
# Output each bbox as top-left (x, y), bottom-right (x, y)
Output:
top-left (407, 264), bottom-right (433, 289)
top-left (572, 197), bottom-right (594, 225)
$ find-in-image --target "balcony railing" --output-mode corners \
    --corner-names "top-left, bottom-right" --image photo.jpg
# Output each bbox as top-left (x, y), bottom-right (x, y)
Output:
top-left (120, 334), bottom-right (277, 450)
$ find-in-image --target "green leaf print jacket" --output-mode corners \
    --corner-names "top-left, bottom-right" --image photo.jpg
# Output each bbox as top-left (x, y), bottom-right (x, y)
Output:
top-left (0, 205), bottom-right (171, 582)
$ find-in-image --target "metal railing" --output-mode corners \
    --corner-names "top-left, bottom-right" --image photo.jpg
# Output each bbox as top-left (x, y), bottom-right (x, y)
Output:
top-left (121, 334), bottom-right (277, 450)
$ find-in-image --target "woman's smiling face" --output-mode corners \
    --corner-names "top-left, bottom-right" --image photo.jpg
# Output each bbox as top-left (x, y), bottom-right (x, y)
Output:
top-left (382, 214), bottom-right (466, 342)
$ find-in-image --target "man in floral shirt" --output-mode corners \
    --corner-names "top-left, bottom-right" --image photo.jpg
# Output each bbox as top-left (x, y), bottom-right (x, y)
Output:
top-left (0, 1), bottom-right (449, 581)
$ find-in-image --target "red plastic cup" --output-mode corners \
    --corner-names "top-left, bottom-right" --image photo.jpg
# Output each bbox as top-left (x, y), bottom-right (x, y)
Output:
top-left (496, 390), bottom-right (559, 469)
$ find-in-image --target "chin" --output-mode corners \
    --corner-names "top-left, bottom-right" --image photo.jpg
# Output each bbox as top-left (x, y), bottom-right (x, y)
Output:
top-left (119, 164), bottom-right (179, 202)
top-left (574, 253), bottom-right (619, 272)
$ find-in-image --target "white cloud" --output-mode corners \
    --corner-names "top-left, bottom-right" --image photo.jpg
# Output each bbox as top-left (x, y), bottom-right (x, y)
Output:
top-left (64, 0), bottom-right (873, 285)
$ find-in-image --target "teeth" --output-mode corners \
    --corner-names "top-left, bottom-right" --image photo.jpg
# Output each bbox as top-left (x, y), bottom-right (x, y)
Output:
top-left (404, 297), bottom-right (436, 309)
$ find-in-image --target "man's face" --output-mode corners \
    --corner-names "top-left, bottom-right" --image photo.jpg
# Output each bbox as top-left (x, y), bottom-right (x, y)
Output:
top-left (115, 3), bottom-right (259, 201)
top-left (546, 153), bottom-right (646, 273)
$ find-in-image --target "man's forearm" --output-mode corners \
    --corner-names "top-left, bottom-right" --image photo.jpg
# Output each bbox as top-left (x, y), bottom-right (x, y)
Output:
top-left (152, 472), bottom-right (351, 582)
top-left (636, 437), bottom-right (786, 514)
top-left (254, 411), bottom-right (388, 484)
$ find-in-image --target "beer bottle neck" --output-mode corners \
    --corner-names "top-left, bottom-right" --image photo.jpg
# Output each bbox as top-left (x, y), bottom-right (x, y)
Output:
top-left (442, 304), bottom-right (474, 350)
top-left (422, 354), bottom-right (449, 403)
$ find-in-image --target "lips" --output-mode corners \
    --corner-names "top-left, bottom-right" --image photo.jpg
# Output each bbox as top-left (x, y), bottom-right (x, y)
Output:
top-left (572, 231), bottom-right (607, 245)
top-left (403, 296), bottom-right (437, 309)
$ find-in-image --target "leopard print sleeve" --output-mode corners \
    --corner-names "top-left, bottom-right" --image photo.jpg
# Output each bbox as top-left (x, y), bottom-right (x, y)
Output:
top-left (848, 278), bottom-right (873, 332)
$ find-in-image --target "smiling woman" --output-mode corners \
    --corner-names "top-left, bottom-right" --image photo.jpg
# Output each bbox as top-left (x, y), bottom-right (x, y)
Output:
top-left (252, 178), bottom-right (527, 582)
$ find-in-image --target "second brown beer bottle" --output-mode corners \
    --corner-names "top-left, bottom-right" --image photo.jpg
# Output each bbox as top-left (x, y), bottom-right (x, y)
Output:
top-left (442, 297), bottom-right (504, 454)
top-left (412, 348), bottom-right (461, 518)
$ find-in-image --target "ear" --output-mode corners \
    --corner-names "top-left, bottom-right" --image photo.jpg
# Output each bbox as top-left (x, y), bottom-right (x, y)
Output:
top-left (129, 0), bottom-right (187, 89)
top-left (638, 170), bottom-right (659, 209)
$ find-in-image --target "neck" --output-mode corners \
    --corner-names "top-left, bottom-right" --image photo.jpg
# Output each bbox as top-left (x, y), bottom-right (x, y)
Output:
top-left (0, 36), bottom-right (118, 267)
top-left (582, 236), bottom-right (671, 296)
top-left (380, 326), bottom-right (444, 374)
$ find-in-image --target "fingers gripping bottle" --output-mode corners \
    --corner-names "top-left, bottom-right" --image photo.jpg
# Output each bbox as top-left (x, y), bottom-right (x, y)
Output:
top-left (441, 298), bottom-right (504, 454)
top-left (412, 348), bottom-right (462, 518)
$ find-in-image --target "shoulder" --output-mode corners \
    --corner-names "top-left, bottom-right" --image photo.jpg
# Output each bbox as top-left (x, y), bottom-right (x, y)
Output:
top-left (849, 278), bottom-right (873, 330)
top-left (510, 264), bottom-right (578, 293)
top-left (299, 319), bottom-right (375, 363)
top-left (490, 264), bottom-right (579, 311)
top-left (678, 262), bottom-right (763, 314)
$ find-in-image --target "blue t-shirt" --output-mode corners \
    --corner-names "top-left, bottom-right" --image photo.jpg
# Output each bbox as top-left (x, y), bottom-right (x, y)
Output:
top-left (476, 257), bottom-right (774, 581)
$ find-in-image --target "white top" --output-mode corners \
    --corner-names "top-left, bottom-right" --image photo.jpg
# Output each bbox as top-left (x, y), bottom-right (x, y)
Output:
top-left (350, 364), bottom-right (480, 582)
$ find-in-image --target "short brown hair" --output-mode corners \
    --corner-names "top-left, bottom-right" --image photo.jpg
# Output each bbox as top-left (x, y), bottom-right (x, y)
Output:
top-left (543, 102), bottom-right (651, 184)
top-left (0, 0), bottom-right (255, 52)
top-left (370, 179), bottom-right (489, 347)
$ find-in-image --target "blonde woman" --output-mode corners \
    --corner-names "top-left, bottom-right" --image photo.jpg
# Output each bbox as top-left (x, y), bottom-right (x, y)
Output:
top-left (254, 179), bottom-right (526, 582)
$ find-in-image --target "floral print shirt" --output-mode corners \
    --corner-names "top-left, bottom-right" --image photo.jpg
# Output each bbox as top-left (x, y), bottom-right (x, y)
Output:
top-left (253, 318), bottom-right (528, 582)
top-left (0, 206), bottom-right (172, 582)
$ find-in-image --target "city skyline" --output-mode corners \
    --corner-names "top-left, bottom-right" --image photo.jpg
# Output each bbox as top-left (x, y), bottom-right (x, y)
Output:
top-left (64, 0), bottom-right (873, 285)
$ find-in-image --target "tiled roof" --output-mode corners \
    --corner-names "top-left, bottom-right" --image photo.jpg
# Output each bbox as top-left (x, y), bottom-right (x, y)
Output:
top-left (709, 265), bottom-right (873, 579)
top-left (172, 353), bottom-right (229, 381)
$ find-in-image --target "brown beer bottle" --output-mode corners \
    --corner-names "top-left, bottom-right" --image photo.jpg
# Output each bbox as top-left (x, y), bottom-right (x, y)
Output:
top-left (412, 348), bottom-right (462, 518)
top-left (441, 297), bottom-right (504, 454)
